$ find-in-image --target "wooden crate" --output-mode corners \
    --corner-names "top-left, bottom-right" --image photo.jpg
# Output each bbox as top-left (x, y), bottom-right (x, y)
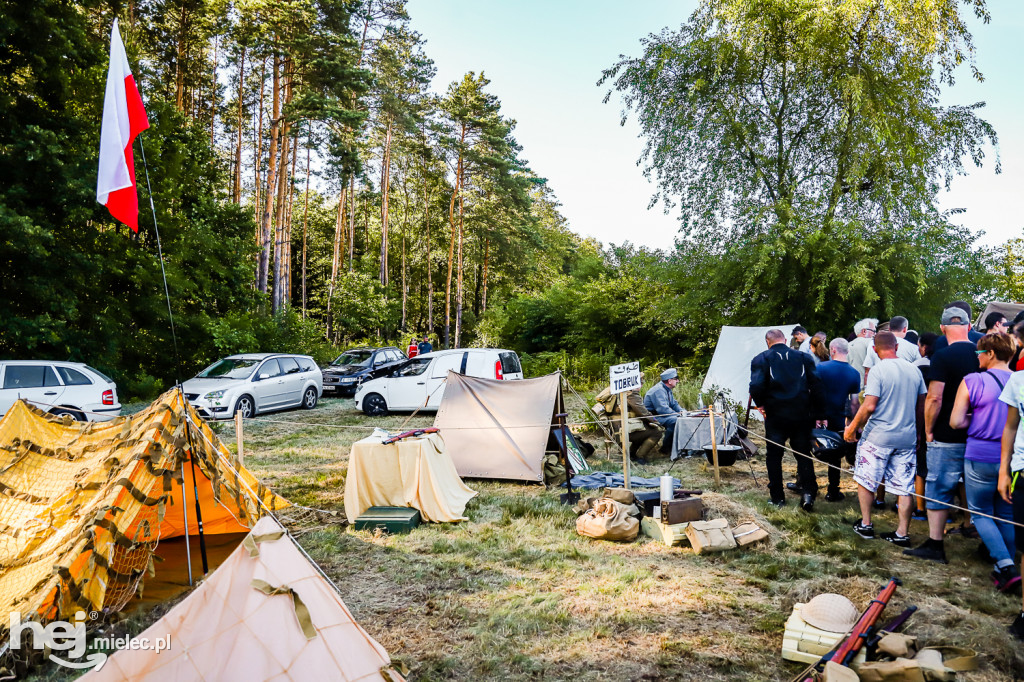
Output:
top-left (640, 516), bottom-right (690, 547)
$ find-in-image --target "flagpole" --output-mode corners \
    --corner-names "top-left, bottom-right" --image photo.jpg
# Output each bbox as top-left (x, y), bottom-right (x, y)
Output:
top-left (138, 133), bottom-right (209, 576)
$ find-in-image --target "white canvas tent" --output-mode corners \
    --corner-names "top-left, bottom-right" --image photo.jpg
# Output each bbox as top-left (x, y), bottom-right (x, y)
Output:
top-left (433, 372), bottom-right (563, 482)
top-left (974, 301), bottom-right (1024, 332)
top-left (83, 516), bottom-right (403, 682)
top-left (701, 324), bottom-right (801, 413)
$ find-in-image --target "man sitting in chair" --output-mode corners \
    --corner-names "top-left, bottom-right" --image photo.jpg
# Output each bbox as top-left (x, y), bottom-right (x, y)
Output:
top-left (644, 368), bottom-right (684, 455)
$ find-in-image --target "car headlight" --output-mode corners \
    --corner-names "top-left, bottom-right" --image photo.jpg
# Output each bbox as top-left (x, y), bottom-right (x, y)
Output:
top-left (204, 390), bottom-right (225, 400)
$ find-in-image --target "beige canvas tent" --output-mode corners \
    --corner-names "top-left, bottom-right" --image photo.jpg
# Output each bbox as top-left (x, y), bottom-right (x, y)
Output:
top-left (974, 301), bottom-right (1024, 331)
top-left (82, 515), bottom-right (404, 682)
top-left (433, 372), bottom-right (563, 482)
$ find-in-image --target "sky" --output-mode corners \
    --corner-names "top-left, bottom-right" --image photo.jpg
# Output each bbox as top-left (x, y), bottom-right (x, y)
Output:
top-left (408, 0), bottom-right (1022, 252)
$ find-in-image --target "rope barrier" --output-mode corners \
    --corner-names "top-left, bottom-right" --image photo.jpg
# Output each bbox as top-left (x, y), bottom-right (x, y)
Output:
top-left (715, 411), bottom-right (1024, 532)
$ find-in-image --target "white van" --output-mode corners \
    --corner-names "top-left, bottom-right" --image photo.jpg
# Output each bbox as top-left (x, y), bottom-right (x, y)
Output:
top-left (354, 348), bottom-right (523, 416)
top-left (0, 360), bottom-right (121, 422)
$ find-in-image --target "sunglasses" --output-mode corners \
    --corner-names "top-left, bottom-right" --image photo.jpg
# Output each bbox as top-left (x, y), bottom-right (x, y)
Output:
top-left (975, 349), bottom-right (991, 355)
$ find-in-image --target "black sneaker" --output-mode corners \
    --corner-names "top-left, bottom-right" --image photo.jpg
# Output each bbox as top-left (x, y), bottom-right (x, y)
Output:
top-left (992, 565), bottom-right (1022, 594)
top-left (770, 498), bottom-right (785, 509)
top-left (800, 493), bottom-right (814, 512)
top-left (872, 498), bottom-right (886, 509)
top-left (903, 542), bottom-right (948, 564)
top-left (825, 490), bottom-right (845, 502)
top-left (853, 522), bottom-right (875, 539)
top-left (786, 482), bottom-right (804, 494)
top-left (1010, 612), bottom-right (1024, 641)
top-left (880, 531), bottom-right (911, 548)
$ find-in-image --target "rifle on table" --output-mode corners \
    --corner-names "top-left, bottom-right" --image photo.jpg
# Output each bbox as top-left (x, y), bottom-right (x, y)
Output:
top-left (791, 578), bottom-right (902, 682)
top-left (382, 427), bottom-right (439, 445)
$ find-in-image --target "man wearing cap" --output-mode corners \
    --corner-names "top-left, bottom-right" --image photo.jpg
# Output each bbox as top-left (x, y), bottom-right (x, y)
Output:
top-left (932, 301), bottom-right (984, 353)
top-left (904, 306), bottom-right (979, 564)
top-left (644, 369), bottom-right (683, 454)
top-left (750, 328), bottom-right (824, 510)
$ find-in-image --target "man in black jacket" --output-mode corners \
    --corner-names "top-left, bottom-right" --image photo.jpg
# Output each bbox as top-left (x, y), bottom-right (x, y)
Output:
top-left (750, 328), bottom-right (824, 510)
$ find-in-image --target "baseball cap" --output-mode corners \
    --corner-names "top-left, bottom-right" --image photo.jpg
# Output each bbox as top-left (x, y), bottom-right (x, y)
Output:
top-left (941, 307), bottom-right (970, 326)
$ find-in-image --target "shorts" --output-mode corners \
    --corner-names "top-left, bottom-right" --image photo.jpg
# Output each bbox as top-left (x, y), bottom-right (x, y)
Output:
top-left (924, 441), bottom-right (966, 511)
top-left (1013, 470), bottom-right (1024, 553)
top-left (853, 439), bottom-right (916, 495)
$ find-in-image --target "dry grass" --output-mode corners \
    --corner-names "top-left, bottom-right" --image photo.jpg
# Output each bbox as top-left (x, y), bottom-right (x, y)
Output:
top-left (21, 393), bottom-right (1024, 681)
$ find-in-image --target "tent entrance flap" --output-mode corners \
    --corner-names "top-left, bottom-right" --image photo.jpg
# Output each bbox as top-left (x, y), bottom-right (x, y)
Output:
top-left (701, 324), bottom-right (800, 416)
top-left (434, 372), bottom-right (563, 482)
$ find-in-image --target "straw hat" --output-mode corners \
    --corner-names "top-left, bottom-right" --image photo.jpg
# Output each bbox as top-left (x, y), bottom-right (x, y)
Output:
top-left (800, 594), bottom-right (859, 633)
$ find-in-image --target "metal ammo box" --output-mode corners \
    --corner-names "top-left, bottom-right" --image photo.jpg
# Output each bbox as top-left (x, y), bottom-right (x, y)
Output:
top-left (352, 506), bottom-right (421, 534)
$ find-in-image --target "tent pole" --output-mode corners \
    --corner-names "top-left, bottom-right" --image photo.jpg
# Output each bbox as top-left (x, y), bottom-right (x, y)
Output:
top-left (180, 460), bottom-right (193, 586)
top-left (180, 389), bottom-right (210, 574)
top-left (621, 397), bottom-right (631, 490)
top-left (556, 409), bottom-right (578, 505)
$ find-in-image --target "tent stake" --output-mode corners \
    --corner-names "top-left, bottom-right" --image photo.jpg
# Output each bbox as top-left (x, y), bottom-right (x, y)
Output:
top-left (180, 460), bottom-right (193, 586)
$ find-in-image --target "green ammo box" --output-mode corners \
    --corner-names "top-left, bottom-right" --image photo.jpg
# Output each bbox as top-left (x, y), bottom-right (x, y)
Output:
top-left (352, 506), bottom-right (421, 534)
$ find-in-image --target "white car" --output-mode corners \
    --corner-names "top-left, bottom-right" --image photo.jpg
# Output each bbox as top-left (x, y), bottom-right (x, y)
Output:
top-left (0, 360), bottom-right (121, 422)
top-left (354, 348), bottom-right (524, 416)
top-left (182, 353), bottom-right (322, 419)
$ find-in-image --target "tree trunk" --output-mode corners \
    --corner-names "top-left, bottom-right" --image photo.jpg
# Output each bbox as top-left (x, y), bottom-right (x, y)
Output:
top-left (425, 174), bottom-right (433, 335)
top-left (445, 124), bottom-right (465, 349)
top-left (233, 46), bottom-right (246, 204)
top-left (301, 135), bottom-right (311, 319)
top-left (379, 117), bottom-right (393, 286)
top-left (174, 2), bottom-right (187, 111)
top-left (284, 126), bottom-right (298, 308)
top-left (348, 175), bottom-right (356, 270)
top-left (454, 191), bottom-right (465, 348)
top-left (271, 100), bottom-right (293, 314)
top-left (326, 187), bottom-right (346, 338)
top-left (481, 237), bottom-right (489, 313)
top-left (210, 35), bottom-right (217, 145)
top-left (253, 58), bottom-right (266, 232)
top-left (258, 54), bottom-right (281, 296)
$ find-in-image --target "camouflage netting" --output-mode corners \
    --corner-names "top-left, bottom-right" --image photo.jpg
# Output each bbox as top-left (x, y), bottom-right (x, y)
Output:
top-left (0, 389), bottom-right (287, 644)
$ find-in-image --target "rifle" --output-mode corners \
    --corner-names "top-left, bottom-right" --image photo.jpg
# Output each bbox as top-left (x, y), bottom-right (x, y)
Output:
top-left (792, 578), bottom-right (901, 682)
top-left (382, 427), bottom-right (439, 445)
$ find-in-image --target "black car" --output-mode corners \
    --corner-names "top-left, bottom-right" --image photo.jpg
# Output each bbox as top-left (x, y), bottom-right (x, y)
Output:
top-left (321, 347), bottom-right (407, 396)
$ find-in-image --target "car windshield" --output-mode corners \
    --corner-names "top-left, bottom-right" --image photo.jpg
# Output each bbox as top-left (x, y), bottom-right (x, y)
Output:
top-left (197, 358), bottom-right (260, 379)
top-left (331, 351), bottom-right (372, 368)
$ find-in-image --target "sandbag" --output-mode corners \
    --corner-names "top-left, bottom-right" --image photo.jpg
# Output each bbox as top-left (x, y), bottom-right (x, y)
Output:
top-left (684, 518), bottom-right (736, 554)
top-left (576, 498), bottom-right (639, 542)
top-left (857, 659), bottom-right (927, 682)
top-left (732, 521), bottom-right (769, 547)
top-left (876, 632), bottom-right (918, 659)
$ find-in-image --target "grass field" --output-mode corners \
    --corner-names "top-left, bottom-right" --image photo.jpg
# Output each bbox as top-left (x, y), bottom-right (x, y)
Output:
top-left (23, 391), bottom-right (1024, 681)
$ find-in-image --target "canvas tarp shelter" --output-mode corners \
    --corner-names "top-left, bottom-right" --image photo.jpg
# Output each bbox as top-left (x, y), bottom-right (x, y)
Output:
top-left (701, 324), bottom-right (800, 411)
top-left (0, 389), bottom-right (286, 649)
top-left (82, 515), bottom-right (403, 682)
top-left (974, 301), bottom-right (1024, 331)
top-left (433, 372), bottom-right (563, 482)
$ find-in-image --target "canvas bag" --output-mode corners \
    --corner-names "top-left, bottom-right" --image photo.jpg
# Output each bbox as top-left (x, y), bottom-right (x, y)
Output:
top-left (576, 498), bottom-right (639, 542)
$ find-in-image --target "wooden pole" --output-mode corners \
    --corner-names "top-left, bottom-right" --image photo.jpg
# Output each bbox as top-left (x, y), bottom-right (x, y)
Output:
top-left (621, 396), bottom-right (631, 490)
top-left (709, 407), bottom-right (721, 487)
top-left (235, 410), bottom-right (244, 465)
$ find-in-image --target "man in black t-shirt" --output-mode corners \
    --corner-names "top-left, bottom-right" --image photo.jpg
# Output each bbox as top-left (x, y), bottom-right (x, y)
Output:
top-left (904, 306), bottom-right (979, 564)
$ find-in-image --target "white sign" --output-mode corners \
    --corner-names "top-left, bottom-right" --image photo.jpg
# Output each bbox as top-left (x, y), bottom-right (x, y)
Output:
top-left (609, 361), bottom-right (642, 394)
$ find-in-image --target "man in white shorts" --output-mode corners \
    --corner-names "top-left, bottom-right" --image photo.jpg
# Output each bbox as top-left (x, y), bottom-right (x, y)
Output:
top-left (844, 331), bottom-right (927, 545)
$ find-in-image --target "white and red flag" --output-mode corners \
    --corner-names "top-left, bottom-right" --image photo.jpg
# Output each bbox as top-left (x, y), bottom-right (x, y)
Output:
top-left (97, 18), bottom-right (150, 232)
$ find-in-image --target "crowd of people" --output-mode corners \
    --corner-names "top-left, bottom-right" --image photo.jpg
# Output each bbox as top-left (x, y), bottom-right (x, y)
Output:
top-left (749, 302), bottom-right (1024, 641)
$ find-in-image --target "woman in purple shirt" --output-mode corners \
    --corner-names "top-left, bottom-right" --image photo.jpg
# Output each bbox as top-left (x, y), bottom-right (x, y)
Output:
top-left (950, 332), bottom-right (1019, 592)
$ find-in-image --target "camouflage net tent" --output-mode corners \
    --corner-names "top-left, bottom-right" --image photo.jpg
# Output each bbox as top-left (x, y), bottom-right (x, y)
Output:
top-left (0, 389), bottom-right (286, 647)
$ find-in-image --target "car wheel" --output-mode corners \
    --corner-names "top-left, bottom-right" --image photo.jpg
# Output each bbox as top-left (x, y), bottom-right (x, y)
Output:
top-left (50, 407), bottom-right (84, 422)
top-left (302, 387), bottom-right (318, 410)
top-left (234, 395), bottom-right (255, 419)
top-left (363, 393), bottom-right (388, 417)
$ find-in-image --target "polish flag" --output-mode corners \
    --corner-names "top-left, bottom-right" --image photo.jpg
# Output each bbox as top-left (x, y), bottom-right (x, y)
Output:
top-left (97, 18), bottom-right (150, 232)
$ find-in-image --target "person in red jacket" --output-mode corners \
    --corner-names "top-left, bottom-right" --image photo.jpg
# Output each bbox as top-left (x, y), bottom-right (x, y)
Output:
top-left (407, 338), bottom-right (419, 358)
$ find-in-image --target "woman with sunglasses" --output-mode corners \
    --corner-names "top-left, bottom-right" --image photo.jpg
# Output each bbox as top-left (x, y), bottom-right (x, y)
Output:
top-left (950, 332), bottom-right (1020, 592)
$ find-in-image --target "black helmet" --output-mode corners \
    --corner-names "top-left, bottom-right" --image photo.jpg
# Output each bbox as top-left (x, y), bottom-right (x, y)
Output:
top-left (811, 428), bottom-right (844, 452)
